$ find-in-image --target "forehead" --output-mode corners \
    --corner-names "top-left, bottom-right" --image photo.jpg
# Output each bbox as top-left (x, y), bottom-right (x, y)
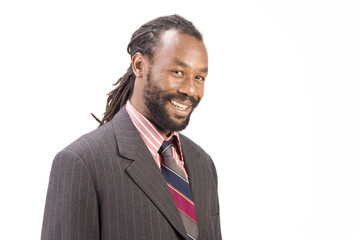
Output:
top-left (151, 29), bottom-right (208, 69)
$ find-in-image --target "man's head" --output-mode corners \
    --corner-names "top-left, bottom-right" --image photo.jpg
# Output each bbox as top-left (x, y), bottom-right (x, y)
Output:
top-left (131, 29), bottom-right (208, 134)
top-left (101, 15), bottom-right (208, 134)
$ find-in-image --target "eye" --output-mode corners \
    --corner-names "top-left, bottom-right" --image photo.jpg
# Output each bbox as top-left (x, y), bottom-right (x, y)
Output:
top-left (171, 70), bottom-right (184, 77)
top-left (195, 75), bottom-right (206, 81)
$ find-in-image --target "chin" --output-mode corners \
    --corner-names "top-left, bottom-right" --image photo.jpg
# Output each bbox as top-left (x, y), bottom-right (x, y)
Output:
top-left (157, 115), bottom-right (191, 133)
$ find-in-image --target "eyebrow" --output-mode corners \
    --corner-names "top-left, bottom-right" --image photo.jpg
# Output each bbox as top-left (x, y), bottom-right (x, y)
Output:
top-left (174, 59), bottom-right (208, 73)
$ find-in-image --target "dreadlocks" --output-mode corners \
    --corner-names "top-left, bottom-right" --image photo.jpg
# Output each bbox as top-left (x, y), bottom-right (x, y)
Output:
top-left (93, 14), bottom-right (203, 126)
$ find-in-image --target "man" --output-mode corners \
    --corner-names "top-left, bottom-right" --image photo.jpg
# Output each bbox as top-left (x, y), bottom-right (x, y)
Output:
top-left (41, 14), bottom-right (221, 240)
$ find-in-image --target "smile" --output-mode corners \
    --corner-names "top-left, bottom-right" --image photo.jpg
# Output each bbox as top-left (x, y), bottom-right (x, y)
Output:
top-left (171, 100), bottom-right (189, 110)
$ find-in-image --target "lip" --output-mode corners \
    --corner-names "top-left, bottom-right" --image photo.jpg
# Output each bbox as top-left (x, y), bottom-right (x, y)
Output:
top-left (168, 99), bottom-right (192, 117)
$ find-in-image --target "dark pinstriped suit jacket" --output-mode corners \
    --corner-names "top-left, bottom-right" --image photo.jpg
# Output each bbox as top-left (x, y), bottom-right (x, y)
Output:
top-left (41, 107), bottom-right (221, 240)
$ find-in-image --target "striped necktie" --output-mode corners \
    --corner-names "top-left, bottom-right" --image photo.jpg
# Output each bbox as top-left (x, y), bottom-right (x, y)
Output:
top-left (159, 140), bottom-right (199, 240)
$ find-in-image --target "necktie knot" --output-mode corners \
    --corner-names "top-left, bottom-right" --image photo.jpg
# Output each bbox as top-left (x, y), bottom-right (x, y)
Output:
top-left (159, 140), bottom-right (174, 157)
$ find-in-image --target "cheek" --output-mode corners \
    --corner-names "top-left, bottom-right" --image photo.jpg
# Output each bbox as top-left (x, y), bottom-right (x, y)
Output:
top-left (151, 71), bottom-right (172, 90)
top-left (164, 79), bottom-right (176, 90)
top-left (161, 76), bottom-right (181, 91)
top-left (196, 83), bottom-right (205, 98)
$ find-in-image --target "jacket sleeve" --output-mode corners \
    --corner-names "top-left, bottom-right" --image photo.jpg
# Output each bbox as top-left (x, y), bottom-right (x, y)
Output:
top-left (41, 150), bottom-right (99, 240)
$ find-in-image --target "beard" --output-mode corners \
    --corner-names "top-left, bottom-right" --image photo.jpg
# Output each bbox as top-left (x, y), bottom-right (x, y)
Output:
top-left (143, 71), bottom-right (200, 133)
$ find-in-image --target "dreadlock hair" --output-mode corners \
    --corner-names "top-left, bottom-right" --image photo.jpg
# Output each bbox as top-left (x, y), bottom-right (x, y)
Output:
top-left (93, 14), bottom-right (203, 126)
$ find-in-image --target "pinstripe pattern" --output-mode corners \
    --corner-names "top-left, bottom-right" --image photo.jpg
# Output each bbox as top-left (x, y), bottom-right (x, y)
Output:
top-left (41, 107), bottom-right (222, 240)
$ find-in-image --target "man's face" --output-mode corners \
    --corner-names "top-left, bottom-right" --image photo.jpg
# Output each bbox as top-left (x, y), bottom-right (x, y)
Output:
top-left (142, 67), bottom-right (201, 133)
top-left (132, 30), bottom-right (208, 135)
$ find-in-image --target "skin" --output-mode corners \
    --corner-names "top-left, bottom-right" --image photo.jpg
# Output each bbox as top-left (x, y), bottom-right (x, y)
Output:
top-left (130, 29), bottom-right (208, 135)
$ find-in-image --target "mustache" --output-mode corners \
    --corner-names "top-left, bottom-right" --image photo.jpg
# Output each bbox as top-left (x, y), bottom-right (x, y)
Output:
top-left (163, 93), bottom-right (200, 108)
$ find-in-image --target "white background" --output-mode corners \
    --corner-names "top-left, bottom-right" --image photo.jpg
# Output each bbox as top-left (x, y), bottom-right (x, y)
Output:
top-left (1, 0), bottom-right (360, 239)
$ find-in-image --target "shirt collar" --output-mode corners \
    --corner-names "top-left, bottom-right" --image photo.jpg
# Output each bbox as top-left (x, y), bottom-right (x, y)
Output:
top-left (125, 101), bottom-right (183, 159)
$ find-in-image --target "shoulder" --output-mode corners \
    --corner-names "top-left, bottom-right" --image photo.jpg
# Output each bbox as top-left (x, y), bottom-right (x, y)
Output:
top-left (179, 133), bottom-right (208, 155)
top-left (56, 122), bottom-right (116, 163)
top-left (179, 133), bottom-right (219, 185)
top-left (179, 133), bottom-right (215, 168)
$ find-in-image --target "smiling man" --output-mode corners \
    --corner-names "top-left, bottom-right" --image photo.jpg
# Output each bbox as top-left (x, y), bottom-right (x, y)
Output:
top-left (41, 15), bottom-right (221, 240)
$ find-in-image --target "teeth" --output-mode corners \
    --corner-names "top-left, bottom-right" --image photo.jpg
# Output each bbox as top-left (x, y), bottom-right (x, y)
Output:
top-left (171, 100), bottom-right (189, 110)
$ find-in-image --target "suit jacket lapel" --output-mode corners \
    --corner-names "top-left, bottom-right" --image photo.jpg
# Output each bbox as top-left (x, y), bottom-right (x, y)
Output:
top-left (111, 108), bottom-right (188, 239)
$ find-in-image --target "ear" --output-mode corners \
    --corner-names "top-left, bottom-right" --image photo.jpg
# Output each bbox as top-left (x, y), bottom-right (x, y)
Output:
top-left (131, 52), bottom-right (145, 78)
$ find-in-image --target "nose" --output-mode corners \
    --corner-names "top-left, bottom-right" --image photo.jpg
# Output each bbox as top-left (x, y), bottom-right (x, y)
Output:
top-left (178, 76), bottom-right (199, 97)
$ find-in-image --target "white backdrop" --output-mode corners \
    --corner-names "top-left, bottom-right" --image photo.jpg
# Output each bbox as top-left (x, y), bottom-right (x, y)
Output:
top-left (1, 0), bottom-right (359, 239)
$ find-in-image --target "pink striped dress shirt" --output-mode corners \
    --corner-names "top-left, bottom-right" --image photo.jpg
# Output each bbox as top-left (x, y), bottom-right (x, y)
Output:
top-left (126, 101), bottom-right (188, 178)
